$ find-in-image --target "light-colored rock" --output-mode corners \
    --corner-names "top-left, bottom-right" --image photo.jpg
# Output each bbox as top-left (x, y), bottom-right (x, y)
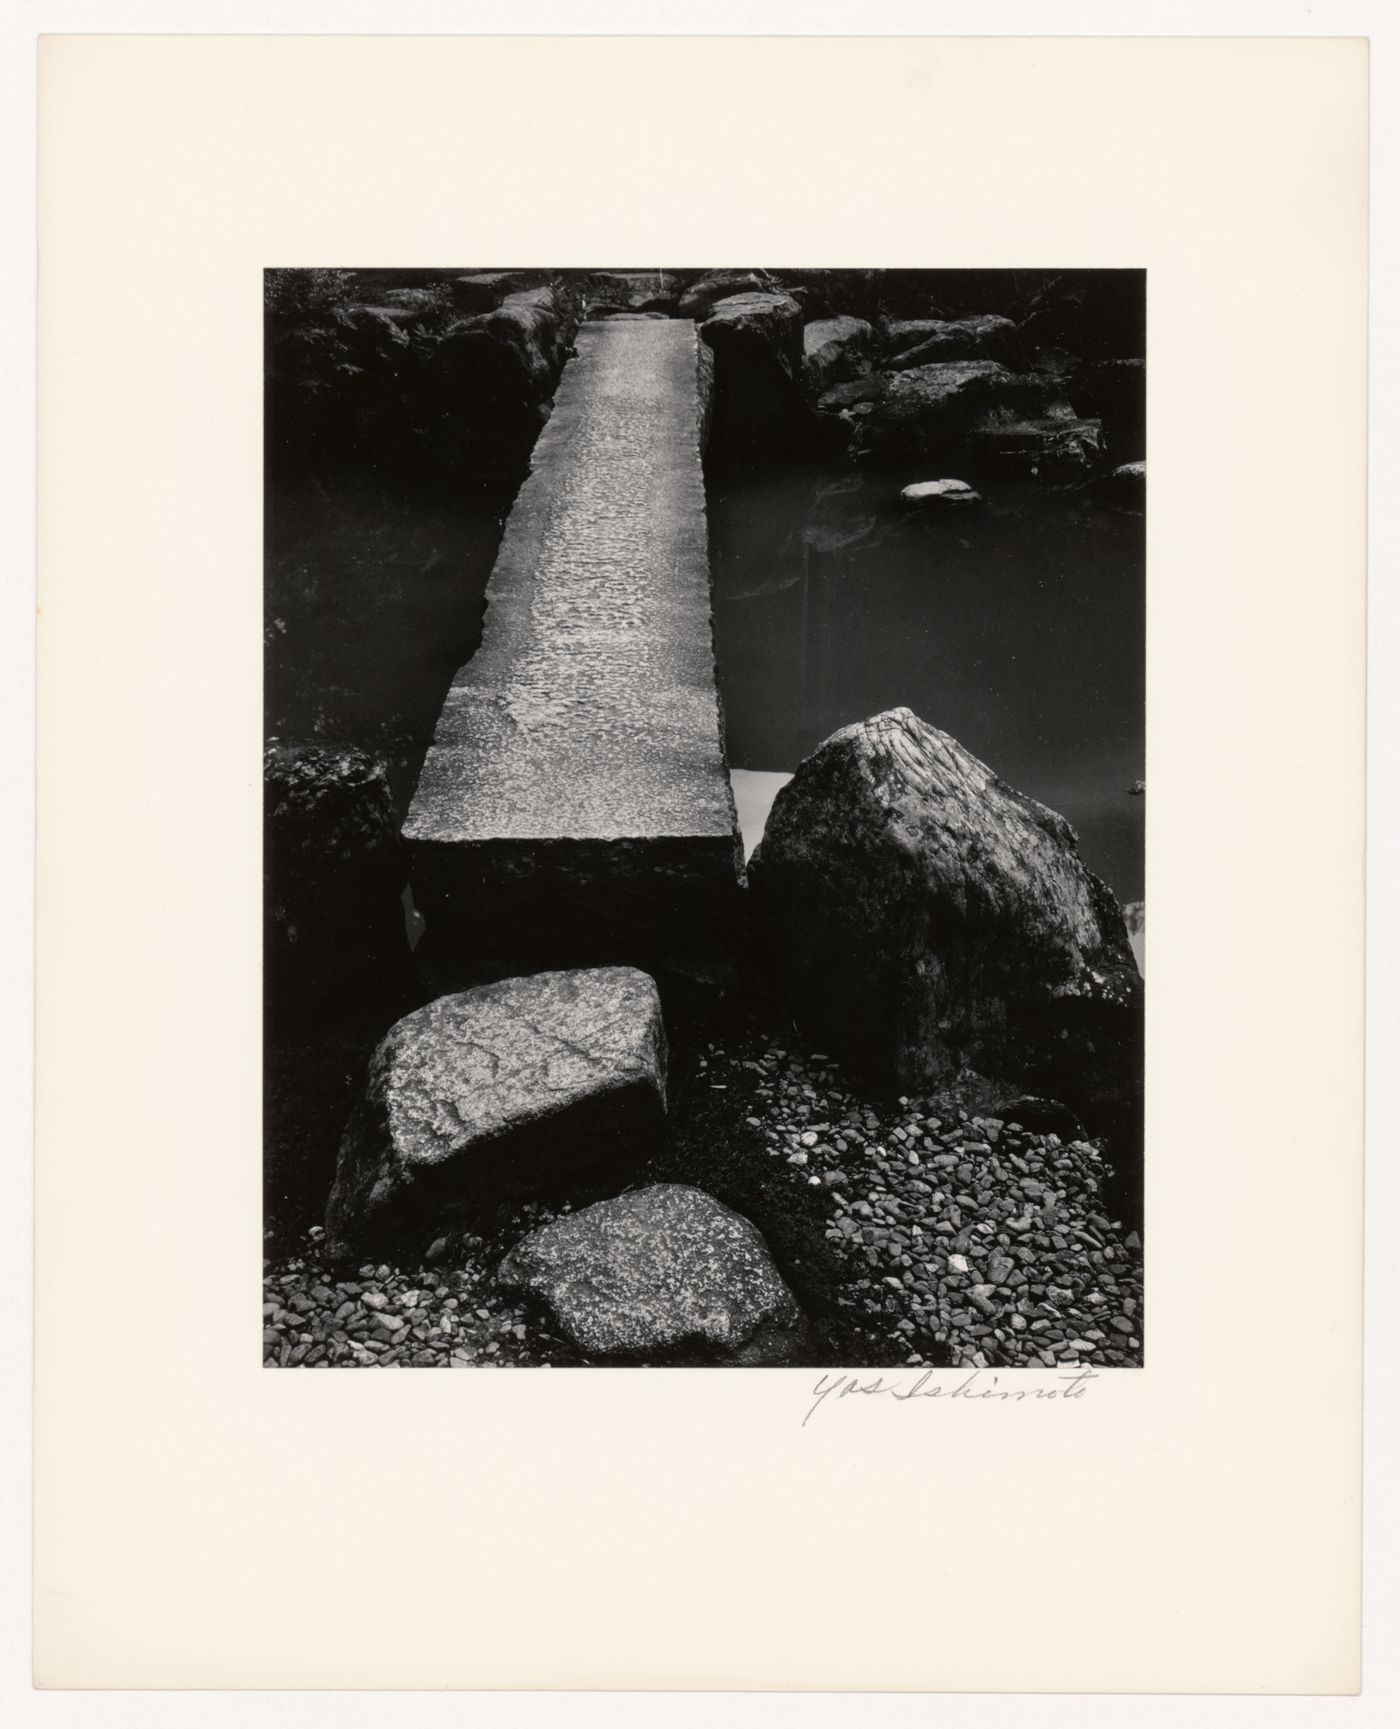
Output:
top-left (498, 1184), bottom-right (803, 1363)
top-left (406, 320), bottom-right (743, 982)
top-left (324, 968), bottom-right (667, 1255)
top-left (747, 707), bottom-right (1142, 1106)
top-left (900, 479), bottom-right (982, 508)
top-left (803, 316), bottom-right (875, 394)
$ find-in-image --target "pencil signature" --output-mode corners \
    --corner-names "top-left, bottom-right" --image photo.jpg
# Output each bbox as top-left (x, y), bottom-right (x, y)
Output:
top-left (802, 1366), bottom-right (1099, 1427)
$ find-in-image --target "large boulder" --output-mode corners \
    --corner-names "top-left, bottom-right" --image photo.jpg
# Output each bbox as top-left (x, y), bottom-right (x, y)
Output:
top-left (802, 315), bottom-right (875, 394)
top-left (425, 284), bottom-right (580, 484)
top-left (700, 292), bottom-right (819, 464)
top-left (451, 270), bottom-right (557, 315)
top-left (584, 270), bottom-right (687, 314)
top-left (324, 967), bottom-right (666, 1256)
top-left (498, 1184), bottom-right (804, 1364)
top-left (677, 269), bottom-right (778, 320)
top-left (746, 708), bottom-right (1142, 1127)
top-left (263, 742), bottom-right (411, 1026)
top-left (883, 314), bottom-right (1023, 370)
top-left (702, 291), bottom-right (804, 376)
top-left (775, 268), bottom-right (880, 320)
top-left (827, 361), bottom-right (1068, 463)
top-left (442, 284), bottom-right (573, 397)
top-left (968, 407), bottom-right (1106, 475)
top-left (265, 269), bottom-right (579, 488)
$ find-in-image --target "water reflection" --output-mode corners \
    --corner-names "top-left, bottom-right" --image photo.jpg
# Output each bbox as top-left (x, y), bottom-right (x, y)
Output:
top-left (709, 461), bottom-right (1145, 902)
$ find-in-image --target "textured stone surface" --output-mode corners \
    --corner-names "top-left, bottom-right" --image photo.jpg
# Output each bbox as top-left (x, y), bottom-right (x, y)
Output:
top-left (324, 967), bottom-right (666, 1255)
top-left (497, 1183), bottom-right (804, 1363)
top-left (802, 315), bottom-right (875, 394)
top-left (405, 319), bottom-right (743, 979)
top-left (700, 292), bottom-right (819, 463)
top-left (676, 270), bottom-right (777, 320)
top-left (820, 360), bottom-right (1068, 462)
top-left (874, 362), bottom-right (1054, 444)
top-left (701, 291), bottom-right (805, 378)
top-left (451, 270), bottom-right (556, 314)
top-left (883, 314), bottom-right (1022, 369)
top-left (584, 270), bottom-right (687, 313)
top-left (747, 707), bottom-right (1142, 1117)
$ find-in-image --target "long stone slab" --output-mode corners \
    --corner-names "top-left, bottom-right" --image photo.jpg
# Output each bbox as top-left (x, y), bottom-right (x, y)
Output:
top-left (404, 318), bottom-right (743, 982)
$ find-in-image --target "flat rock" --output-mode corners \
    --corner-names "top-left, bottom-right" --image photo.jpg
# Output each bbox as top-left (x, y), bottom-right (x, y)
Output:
top-left (324, 967), bottom-right (667, 1255)
top-left (747, 707), bottom-right (1143, 1116)
top-left (498, 1183), bottom-right (804, 1363)
top-left (900, 478), bottom-right (982, 508)
top-left (452, 270), bottom-right (557, 314)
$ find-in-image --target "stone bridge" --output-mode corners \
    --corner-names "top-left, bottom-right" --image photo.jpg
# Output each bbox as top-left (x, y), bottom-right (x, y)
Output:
top-left (404, 318), bottom-right (744, 985)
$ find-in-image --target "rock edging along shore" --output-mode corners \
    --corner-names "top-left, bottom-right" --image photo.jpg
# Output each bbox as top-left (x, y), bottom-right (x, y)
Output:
top-left (403, 317), bottom-right (744, 984)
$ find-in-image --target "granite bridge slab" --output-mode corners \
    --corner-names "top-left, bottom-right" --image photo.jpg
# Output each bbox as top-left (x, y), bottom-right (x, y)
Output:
top-left (404, 318), bottom-right (743, 983)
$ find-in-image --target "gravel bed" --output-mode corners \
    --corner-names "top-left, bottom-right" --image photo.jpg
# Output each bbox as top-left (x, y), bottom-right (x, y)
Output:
top-left (261, 1219), bottom-right (569, 1369)
top-left (697, 1035), bottom-right (1144, 1369)
top-left (263, 1020), bottom-right (1143, 1369)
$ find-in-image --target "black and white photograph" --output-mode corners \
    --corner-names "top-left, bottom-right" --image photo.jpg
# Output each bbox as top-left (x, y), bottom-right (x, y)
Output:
top-left (263, 265), bottom-right (1147, 1371)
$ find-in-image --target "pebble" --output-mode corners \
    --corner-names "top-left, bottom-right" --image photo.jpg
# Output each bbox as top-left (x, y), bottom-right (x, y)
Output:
top-left (265, 1027), bottom-right (1144, 1373)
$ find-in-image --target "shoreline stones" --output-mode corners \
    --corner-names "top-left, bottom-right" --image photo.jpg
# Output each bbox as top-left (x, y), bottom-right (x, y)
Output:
top-left (324, 967), bottom-right (667, 1257)
top-left (803, 315), bottom-right (875, 395)
top-left (747, 707), bottom-right (1142, 1112)
top-left (882, 314), bottom-right (1023, 370)
top-left (498, 1183), bottom-right (804, 1364)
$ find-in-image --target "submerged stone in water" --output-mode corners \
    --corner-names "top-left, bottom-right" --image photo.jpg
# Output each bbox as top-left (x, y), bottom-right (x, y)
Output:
top-left (900, 478), bottom-right (982, 508)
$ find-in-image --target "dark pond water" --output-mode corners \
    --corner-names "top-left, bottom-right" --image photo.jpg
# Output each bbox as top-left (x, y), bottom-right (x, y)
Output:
top-left (265, 460), bottom-right (1144, 905)
top-left (709, 461), bottom-right (1145, 904)
top-left (264, 482), bottom-right (507, 819)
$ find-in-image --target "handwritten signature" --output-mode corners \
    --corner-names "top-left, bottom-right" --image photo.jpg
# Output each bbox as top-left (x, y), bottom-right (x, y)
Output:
top-left (802, 1366), bottom-right (1099, 1426)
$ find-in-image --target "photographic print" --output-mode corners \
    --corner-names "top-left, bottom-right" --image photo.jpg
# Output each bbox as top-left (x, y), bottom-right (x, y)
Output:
top-left (262, 265), bottom-right (1146, 1371)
